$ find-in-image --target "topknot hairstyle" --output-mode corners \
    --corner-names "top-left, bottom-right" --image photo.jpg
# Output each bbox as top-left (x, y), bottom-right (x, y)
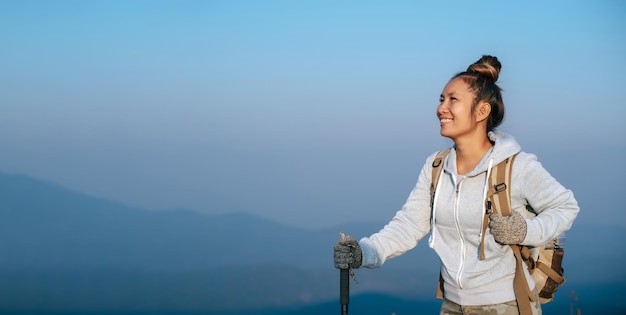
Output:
top-left (467, 55), bottom-right (501, 82)
top-left (453, 55), bottom-right (505, 132)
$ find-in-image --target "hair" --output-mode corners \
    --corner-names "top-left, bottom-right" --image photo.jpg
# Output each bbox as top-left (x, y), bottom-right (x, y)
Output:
top-left (452, 55), bottom-right (505, 132)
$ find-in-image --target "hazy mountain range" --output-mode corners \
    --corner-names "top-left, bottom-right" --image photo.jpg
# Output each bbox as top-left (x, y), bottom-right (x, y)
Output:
top-left (0, 172), bottom-right (624, 314)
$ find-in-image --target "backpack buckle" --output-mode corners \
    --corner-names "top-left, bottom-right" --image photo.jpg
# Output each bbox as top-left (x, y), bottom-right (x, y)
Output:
top-left (432, 158), bottom-right (443, 168)
top-left (494, 183), bottom-right (507, 193)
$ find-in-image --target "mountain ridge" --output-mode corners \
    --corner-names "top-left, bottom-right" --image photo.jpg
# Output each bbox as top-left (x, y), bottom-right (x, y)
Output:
top-left (0, 171), bottom-right (440, 271)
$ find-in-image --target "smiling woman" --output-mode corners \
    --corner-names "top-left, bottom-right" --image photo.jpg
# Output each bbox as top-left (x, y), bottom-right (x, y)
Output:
top-left (334, 55), bottom-right (580, 315)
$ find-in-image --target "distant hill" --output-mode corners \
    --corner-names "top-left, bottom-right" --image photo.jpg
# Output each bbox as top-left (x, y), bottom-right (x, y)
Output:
top-left (0, 173), bottom-right (323, 270)
top-left (0, 172), bottom-right (439, 271)
top-left (0, 172), bottom-right (624, 313)
top-left (0, 172), bottom-right (439, 311)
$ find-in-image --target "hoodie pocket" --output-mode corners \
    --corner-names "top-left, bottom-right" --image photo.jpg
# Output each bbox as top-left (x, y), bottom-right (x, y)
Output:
top-left (483, 232), bottom-right (510, 257)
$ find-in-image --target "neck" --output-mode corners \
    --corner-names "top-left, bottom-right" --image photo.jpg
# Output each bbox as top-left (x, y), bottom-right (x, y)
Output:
top-left (453, 132), bottom-right (493, 175)
top-left (455, 136), bottom-right (493, 157)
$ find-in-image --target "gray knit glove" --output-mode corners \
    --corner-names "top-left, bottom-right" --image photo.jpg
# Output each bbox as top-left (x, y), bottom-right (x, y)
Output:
top-left (489, 211), bottom-right (527, 245)
top-left (334, 232), bottom-right (362, 269)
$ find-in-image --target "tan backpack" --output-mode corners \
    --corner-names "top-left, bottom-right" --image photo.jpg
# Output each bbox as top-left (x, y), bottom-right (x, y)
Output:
top-left (430, 149), bottom-right (565, 315)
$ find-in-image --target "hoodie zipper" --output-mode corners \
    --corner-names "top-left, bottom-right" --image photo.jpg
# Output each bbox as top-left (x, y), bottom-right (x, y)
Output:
top-left (454, 159), bottom-right (493, 289)
top-left (453, 176), bottom-right (465, 289)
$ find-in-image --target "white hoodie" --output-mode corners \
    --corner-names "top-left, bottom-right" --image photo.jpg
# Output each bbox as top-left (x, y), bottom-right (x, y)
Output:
top-left (358, 131), bottom-right (579, 305)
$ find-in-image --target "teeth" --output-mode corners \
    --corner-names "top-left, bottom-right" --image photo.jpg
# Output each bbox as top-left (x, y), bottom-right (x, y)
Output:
top-left (441, 119), bottom-right (452, 123)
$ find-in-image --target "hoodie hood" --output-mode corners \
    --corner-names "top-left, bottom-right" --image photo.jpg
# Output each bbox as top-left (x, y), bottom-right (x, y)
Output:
top-left (443, 130), bottom-right (522, 177)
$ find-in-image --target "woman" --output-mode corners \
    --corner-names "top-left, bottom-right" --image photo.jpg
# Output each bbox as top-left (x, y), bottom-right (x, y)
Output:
top-left (334, 55), bottom-right (579, 315)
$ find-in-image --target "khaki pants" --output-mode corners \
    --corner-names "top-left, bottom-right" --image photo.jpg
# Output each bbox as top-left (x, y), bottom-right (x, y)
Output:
top-left (439, 290), bottom-right (542, 315)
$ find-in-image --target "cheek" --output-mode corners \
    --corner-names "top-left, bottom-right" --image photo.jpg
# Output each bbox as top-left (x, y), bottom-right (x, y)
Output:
top-left (454, 103), bottom-right (474, 117)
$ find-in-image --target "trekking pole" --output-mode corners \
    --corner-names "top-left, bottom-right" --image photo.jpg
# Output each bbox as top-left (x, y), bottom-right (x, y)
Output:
top-left (340, 267), bottom-right (349, 315)
top-left (338, 232), bottom-right (355, 315)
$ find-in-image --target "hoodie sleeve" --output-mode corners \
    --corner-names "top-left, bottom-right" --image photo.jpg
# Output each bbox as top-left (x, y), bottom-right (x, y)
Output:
top-left (359, 153), bottom-right (436, 268)
top-left (516, 153), bottom-right (580, 247)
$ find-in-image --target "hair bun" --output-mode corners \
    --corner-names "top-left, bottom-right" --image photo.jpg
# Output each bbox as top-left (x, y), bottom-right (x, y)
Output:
top-left (467, 55), bottom-right (501, 82)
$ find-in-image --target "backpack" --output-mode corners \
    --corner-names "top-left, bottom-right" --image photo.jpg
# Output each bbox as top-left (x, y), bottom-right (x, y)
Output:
top-left (430, 149), bottom-right (565, 315)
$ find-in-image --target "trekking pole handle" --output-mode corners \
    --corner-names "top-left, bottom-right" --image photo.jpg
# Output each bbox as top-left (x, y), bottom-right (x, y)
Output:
top-left (340, 268), bottom-right (349, 315)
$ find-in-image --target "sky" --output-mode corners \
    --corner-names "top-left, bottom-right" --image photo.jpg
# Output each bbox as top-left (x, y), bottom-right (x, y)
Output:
top-left (1, 0), bottom-right (625, 229)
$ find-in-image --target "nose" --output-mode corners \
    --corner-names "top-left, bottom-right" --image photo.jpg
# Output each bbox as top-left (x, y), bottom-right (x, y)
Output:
top-left (437, 101), bottom-right (447, 117)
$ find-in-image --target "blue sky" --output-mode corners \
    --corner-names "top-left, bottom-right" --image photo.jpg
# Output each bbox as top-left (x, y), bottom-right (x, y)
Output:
top-left (1, 1), bottom-right (625, 228)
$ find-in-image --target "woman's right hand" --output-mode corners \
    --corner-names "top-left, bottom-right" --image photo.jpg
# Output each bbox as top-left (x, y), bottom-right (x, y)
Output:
top-left (333, 232), bottom-right (362, 269)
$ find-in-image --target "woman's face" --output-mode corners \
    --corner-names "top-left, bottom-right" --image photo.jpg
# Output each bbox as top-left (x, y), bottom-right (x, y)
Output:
top-left (437, 77), bottom-right (479, 140)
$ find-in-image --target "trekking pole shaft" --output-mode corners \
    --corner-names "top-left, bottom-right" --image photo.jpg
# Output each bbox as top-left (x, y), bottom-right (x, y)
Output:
top-left (340, 268), bottom-right (349, 315)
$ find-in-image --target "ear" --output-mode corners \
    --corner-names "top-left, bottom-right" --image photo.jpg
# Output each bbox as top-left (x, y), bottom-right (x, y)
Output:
top-left (475, 102), bottom-right (491, 122)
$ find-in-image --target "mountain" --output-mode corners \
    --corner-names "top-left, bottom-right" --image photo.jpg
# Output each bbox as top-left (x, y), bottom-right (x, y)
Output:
top-left (0, 172), bottom-right (440, 312)
top-left (0, 173), bottom-right (322, 270)
top-left (0, 172), bottom-right (441, 271)
top-left (0, 172), bottom-right (624, 313)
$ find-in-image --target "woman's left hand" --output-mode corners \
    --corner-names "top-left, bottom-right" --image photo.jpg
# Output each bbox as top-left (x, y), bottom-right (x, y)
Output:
top-left (489, 211), bottom-right (527, 245)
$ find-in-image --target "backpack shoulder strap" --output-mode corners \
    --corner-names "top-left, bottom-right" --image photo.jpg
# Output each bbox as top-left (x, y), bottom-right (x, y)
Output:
top-left (483, 153), bottom-right (536, 315)
top-left (480, 153), bottom-right (518, 260)
top-left (430, 148), bottom-right (450, 301)
top-left (430, 148), bottom-right (450, 200)
top-left (485, 153), bottom-right (517, 216)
